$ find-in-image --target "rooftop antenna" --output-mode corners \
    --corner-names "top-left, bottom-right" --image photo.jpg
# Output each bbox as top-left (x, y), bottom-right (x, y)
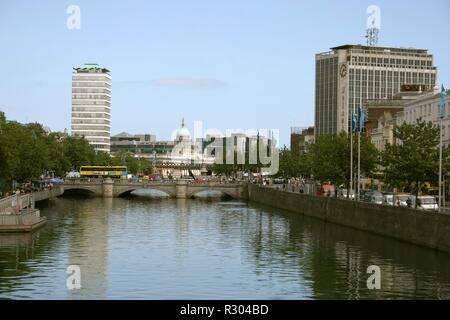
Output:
top-left (365, 5), bottom-right (380, 46)
top-left (365, 27), bottom-right (379, 46)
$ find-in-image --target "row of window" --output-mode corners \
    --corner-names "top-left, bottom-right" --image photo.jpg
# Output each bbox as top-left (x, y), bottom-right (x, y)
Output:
top-left (72, 88), bottom-right (110, 95)
top-left (72, 108), bottom-right (111, 115)
top-left (72, 113), bottom-right (110, 119)
top-left (72, 101), bottom-right (111, 107)
top-left (72, 118), bottom-right (110, 124)
top-left (404, 102), bottom-right (450, 122)
top-left (90, 144), bottom-right (110, 151)
top-left (72, 81), bottom-right (111, 88)
top-left (72, 125), bottom-right (110, 131)
top-left (72, 75), bottom-right (110, 82)
top-left (349, 55), bottom-right (433, 68)
top-left (72, 94), bottom-right (111, 100)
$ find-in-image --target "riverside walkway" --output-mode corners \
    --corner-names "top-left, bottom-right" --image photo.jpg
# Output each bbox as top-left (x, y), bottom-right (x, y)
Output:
top-left (0, 188), bottom-right (63, 232)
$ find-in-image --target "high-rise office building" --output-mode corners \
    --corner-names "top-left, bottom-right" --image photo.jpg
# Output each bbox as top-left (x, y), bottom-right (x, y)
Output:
top-left (315, 45), bottom-right (437, 136)
top-left (71, 63), bottom-right (111, 153)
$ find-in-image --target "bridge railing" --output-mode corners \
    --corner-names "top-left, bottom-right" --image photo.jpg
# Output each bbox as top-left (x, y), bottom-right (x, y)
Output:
top-left (0, 193), bottom-right (34, 215)
top-left (64, 178), bottom-right (104, 184)
top-left (63, 177), bottom-right (246, 186)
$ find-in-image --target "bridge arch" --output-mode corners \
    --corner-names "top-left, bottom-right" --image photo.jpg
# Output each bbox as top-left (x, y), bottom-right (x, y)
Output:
top-left (186, 187), bottom-right (238, 199)
top-left (62, 185), bottom-right (102, 197)
top-left (115, 186), bottom-right (177, 198)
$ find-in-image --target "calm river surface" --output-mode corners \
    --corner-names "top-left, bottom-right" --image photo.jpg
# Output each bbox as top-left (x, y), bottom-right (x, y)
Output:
top-left (1, 191), bottom-right (450, 299)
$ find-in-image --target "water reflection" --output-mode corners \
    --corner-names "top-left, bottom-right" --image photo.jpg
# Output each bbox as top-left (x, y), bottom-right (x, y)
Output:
top-left (0, 196), bottom-right (449, 299)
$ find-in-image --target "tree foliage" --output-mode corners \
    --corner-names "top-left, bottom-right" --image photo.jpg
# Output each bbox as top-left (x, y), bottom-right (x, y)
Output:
top-left (381, 119), bottom-right (450, 205)
top-left (109, 151), bottom-right (153, 175)
top-left (276, 146), bottom-right (311, 178)
top-left (0, 114), bottom-right (153, 191)
top-left (307, 132), bottom-right (378, 187)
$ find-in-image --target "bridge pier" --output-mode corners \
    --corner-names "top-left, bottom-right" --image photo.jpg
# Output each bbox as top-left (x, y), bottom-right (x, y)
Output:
top-left (103, 178), bottom-right (114, 198)
top-left (175, 180), bottom-right (187, 199)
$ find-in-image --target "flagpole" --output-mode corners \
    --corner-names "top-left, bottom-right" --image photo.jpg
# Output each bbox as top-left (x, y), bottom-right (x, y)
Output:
top-left (350, 105), bottom-right (355, 200)
top-left (350, 126), bottom-right (353, 199)
top-left (438, 85), bottom-right (447, 213)
top-left (358, 129), bottom-right (361, 201)
top-left (439, 118), bottom-right (443, 212)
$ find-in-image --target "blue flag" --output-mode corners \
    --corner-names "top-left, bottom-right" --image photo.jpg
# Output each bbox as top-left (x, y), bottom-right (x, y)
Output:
top-left (352, 111), bottom-right (357, 133)
top-left (440, 84), bottom-right (447, 119)
top-left (359, 107), bottom-right (365, 132)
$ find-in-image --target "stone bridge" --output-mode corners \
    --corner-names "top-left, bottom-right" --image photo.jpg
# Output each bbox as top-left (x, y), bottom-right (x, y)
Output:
top-left (62, 179), bottom-right (248, 199)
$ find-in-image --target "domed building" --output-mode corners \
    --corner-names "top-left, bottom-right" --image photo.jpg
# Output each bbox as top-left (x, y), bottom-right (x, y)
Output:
top-left (171, 118), bottom-right (194, 163)
top-left (175, 118), bottom-right (191, 143)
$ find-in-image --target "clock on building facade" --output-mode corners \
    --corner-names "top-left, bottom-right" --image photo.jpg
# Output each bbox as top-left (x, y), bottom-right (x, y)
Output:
top-left (339, 64), bottom-right (347, 78)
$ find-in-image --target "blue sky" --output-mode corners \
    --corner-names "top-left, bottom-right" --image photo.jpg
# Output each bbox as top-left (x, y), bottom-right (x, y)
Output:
top-left (0, 0), bottom-right (449, 146)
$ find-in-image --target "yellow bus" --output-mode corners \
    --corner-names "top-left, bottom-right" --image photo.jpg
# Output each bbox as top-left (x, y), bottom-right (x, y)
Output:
top-left (79, 166), bottom-right (128, 178)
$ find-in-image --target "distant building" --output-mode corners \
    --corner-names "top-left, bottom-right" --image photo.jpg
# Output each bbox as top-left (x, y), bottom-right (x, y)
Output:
top-left (315, 45), bottom-right (437, 136)
top-left (71, 63), bottom-right (112, 153)
top-left (291, 127), bottom-right (314, 157)
top-left (111, 132), bottom-right (172, 155)
top-left (368, 85), bottom-right (450, 150)
top-left (366, 85), bottom-right (428, 151)
top-left (399, 87), bottom-right (450, 146)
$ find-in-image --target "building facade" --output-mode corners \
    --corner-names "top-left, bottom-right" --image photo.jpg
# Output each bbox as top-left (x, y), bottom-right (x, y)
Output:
top-left (315, 45), bottom-right (437, 136)
top-left (71, 64), bottom-right (112, 153)
top-left (366, 86), bottom-right (427, 151)
top-left (399, 88), bottom-right (450, 146)
top-left (290, 127), bottom-right (314, 157)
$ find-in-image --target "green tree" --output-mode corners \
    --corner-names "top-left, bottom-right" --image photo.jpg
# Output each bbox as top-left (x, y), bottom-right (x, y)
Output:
top-left (0, 113), bottom-right (104, 191)
top-left (381, 119), bottom-right (449, 207)
top-left (110, 152), bottom-right (151, 175)
top-left (62, 136), bottom-right (96, 170)
top-left (0, 113), bottom-right (7, 188)
top-left (0, 121), bottom-right (51, 183)
top-left (276, 146), bottom-right (310, 178)
top-left (308, 132), bottom-right (378, 191)
top-left (94, 151), bottom-right (113, 166)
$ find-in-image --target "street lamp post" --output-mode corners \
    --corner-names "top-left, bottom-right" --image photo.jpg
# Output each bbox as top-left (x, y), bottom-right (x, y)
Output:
top-left (439, 85), bottom-right (447, 212)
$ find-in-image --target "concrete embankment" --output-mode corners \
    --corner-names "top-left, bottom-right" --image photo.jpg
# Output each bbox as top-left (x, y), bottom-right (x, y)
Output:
top-left (248, 184), bottom-right (450, 254)
top-left (0, 188), bottom-right (61, 232)
top-left (33, 187), bottom-right (64, 202)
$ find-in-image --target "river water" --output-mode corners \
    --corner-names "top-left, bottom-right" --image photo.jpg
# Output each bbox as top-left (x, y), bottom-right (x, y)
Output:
top-left (1, 191), bottom-right (450, 299)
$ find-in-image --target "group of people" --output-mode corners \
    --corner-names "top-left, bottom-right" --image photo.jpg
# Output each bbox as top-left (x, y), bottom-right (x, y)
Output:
top-left (268, 177), bottom-right (311, 194)
top-left (0, 181), bottom-right (55, 199)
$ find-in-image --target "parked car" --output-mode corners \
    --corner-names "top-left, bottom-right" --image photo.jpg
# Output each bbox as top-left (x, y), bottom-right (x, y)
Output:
top-left (369, 191), bottom-right (384, 204)
top-left (338, 188), bottom-right (355, 199)
top-left (417, 196), bottom-right (439, 211)
top-left (360, 189), bottom-right (371, 202)
top-left (383, 194), bottom-right (394, 206)
top-left (362, 191), bottom-right (373, 202)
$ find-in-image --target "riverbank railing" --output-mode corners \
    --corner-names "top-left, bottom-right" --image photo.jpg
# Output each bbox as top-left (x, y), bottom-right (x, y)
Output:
top-left (0, 193), bottom-right (35, 215)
